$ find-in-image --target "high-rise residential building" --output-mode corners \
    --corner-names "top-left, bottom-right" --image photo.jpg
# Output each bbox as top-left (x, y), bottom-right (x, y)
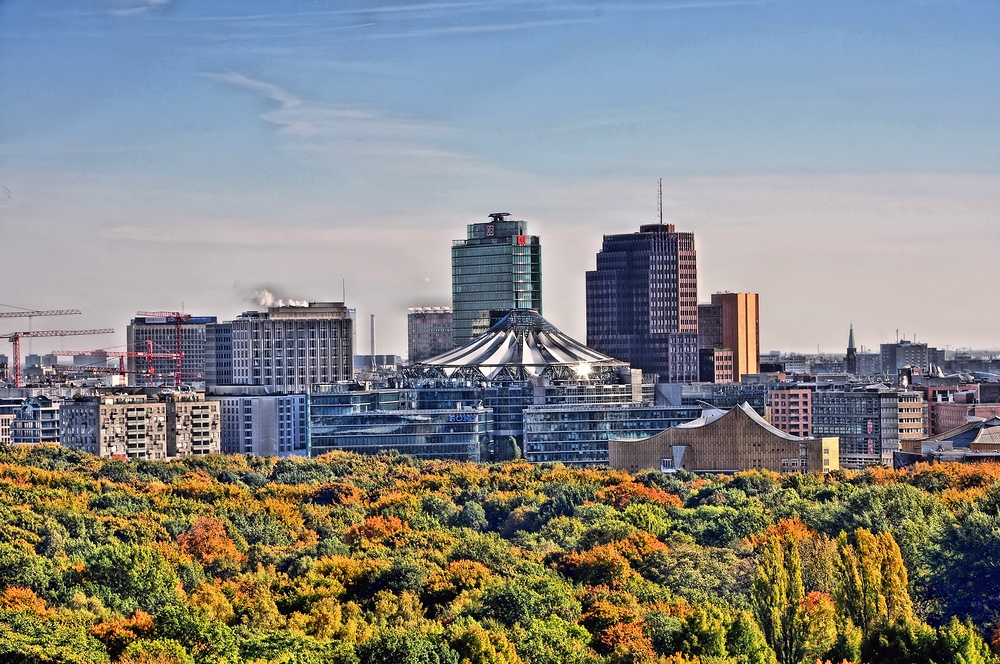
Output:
top-left (126, 315), bottom-right (217, 386)
top-left (408, 307), bottom-right (454, 362)
top-left (586, 223), bottom-right (699, 382)
top-left (451, 213), bottom-right (542, 346)
top-left (230, 302), bottom-right (353, 393)
top-left (60, 391), bottom-right (220, 459)
top-left (711, 292), bottom-right (760, 380)
top-left (769, 384), bottom-right (814, 438)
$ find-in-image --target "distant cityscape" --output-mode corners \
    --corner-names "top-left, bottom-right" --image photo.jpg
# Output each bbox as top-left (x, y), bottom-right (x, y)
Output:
top-left (2, 211), bottom-right (999, 474)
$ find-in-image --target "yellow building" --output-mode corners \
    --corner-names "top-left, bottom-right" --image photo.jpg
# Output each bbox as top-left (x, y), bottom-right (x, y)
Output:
top-left (609, 402), bottom-right (838, 475)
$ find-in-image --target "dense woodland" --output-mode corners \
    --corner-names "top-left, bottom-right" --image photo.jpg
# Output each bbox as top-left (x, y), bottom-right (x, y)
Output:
top-left (2, 447), bottom-right (1000, 663)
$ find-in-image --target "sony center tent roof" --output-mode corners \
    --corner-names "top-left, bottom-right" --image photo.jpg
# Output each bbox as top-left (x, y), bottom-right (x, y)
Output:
top-left (417, 309), bottom-right (626, 380)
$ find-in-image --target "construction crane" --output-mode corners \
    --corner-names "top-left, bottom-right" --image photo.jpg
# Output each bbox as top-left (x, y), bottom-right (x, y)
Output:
top-left (1, 329), bottom-right (115, 388)
top-left (0, 309), bottom-right (82, 319)
top-left (50, 340), bottom-right (182, 386)
top-left (135, 311), bottom-right (192, 386)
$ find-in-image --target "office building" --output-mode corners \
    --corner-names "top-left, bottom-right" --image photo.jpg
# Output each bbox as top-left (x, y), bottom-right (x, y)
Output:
top-left (408, 307), bottom-right (454, 363)
top-left (769, 385), bottom-right (814, 438)
top-left (126, 315), bottom-right (217, 386)
top-left (609, 403), bottom-right (838, 475)
top-left (452, 213), bottom-right (542, 346)
top-left (230, 302), bottom-right (353, 392)
top-left (211, 393), bottom-right (308, 457)
top-left (880, 340), bottom-right (929, 382)
top-left (310, 407), bottom-right (490, 462)
top-left (523, 404), bottom-right (701, 466)
top-left (586, 223), bottom-right (699, 382)
top-left (205, 322), bottom-right (233, 386)
top-left (711, 292), bottom-right (760, 380)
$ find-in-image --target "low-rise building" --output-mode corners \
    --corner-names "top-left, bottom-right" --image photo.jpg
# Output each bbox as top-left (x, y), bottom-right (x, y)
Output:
top-left (609, 403), bottom-right (838, 475)
top-left (8, 396), bottom-right (62, 445)
top-left (0, 414), bottom-right (11, 445)
top-left (523, 404), bottom-right (702, 466)
top-left (211, 392), bottom-right (308, 457)
top-left (310, 407), bottom-right (490, 461)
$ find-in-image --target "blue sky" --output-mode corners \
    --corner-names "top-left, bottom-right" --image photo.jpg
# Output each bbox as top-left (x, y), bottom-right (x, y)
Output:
top-left (1, 0), bottom-right (999, 356)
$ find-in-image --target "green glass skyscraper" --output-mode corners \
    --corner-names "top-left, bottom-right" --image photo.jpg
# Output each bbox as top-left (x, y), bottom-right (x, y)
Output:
top-left (451, 213), bottom-right (542, 346)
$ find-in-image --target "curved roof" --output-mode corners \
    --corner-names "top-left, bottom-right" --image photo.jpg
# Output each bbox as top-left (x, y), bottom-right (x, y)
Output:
top-left (675, 402), bottom-right (807, 441)
top-left (418, 309), bottom-right (624, 380)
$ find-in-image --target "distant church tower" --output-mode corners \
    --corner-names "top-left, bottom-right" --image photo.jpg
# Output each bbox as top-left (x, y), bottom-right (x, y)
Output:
top-left (846, 324), bottom-right (857, 375)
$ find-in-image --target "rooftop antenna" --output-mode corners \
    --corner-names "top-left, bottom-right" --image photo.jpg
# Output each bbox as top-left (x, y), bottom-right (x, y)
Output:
top-left (658, 178), bottom-right (663, 226)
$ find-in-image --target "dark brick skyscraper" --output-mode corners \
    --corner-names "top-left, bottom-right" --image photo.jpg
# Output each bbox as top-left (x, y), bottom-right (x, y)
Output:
top-left (585, 223), bottom-right (699, 382)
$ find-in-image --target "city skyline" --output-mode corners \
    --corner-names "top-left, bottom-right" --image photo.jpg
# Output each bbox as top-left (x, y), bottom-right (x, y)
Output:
top-left (2, 1), bottom-right (1000, 356)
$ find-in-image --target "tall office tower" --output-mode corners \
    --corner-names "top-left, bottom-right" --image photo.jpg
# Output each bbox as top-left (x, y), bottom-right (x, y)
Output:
top-left (711, 292), bottom-right (760, 380)
top-left (408, 307), bottom-right (454, 362)
top-left (846, 324), bottom-right (858, 375)
top-left (230, 302), bottom-right (353, 392)
top-left (586, 223), bottom-right (699, 383)
top-left (452, 213), bottom-right (542, 346)
top-left (126, 314), bottom-right (217, 385)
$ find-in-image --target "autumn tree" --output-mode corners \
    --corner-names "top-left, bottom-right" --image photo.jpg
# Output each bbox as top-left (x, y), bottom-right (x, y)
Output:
top-left (751, 534), bottom-right (805, 664)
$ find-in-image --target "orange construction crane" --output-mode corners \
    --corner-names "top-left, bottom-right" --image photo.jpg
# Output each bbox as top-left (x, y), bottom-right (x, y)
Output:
top-left (1, 329), bottom-right (115, 388)
top-left (135, 311), bottom-right (192, 386)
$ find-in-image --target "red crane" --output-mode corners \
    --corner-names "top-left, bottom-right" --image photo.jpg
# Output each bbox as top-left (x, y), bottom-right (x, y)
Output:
top-left (1, 329), bottom-right (115, 388)
top-left (135, 311), bottom-right (192, 387)
top-left (50, 340), bottom-right (182, 386)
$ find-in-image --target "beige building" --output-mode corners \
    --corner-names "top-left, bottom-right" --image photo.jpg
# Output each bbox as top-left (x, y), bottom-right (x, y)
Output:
top-left (61, 392), bottom-right (220, 459)
top-left (163, 392), bottom-right (221, 457)
top-left (609, 402), bottom-right (838, 475)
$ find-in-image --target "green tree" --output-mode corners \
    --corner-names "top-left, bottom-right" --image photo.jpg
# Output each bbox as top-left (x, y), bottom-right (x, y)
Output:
top-left (833, 529), bottom-right (914, 640)
top-left (727, 610), bottom-right (778, 664)
top-left (751, 535), bottom-right (805, 664)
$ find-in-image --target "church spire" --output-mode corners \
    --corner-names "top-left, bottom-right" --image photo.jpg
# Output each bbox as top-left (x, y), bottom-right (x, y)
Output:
top-left (848, 323), bottom-right (856, 351)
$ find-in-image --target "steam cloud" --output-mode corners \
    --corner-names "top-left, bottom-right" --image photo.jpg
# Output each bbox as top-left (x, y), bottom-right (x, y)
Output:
top-left (251, 289), bottom-right (308, 308)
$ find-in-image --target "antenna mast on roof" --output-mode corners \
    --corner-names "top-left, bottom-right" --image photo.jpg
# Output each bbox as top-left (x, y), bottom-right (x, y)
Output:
top-left (658, 178), bottom-right (663, 226)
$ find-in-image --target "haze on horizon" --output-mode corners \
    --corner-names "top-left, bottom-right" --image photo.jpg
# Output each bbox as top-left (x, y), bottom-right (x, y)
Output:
top-left (1, 0), bottom-right (998, 358)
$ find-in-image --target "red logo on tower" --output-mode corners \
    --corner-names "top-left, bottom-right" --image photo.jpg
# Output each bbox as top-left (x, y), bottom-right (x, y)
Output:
top-left (517, 235), bottom-right (527, 245)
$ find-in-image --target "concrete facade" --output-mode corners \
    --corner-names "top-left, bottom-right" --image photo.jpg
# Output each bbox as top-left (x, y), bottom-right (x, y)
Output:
top-left (230, 302), bottom-right (353, 393)
top-left (212, 393), bottom-right (308, 457)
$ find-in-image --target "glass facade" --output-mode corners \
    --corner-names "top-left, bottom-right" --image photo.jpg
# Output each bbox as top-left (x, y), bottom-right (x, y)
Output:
top-left (309, 408), bottom-right (489, 461)
top-left (586, 224), bottom-right (699, 382)
top-left (452, 214), bottom-right (542, 346)
top-left (524, 404), bottom-right (702, 466)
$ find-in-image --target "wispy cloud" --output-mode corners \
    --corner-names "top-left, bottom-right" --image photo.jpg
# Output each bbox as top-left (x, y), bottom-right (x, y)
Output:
top-left (201, 72), bottom-right (446, 140)
top-left (103, 0), bottom-right (171, 17)
top-left (365, 17), bottom-right (595, 39)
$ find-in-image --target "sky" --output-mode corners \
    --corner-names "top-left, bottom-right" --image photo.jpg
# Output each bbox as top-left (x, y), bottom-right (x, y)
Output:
top-left (1, 0), bottom-right (999, 359)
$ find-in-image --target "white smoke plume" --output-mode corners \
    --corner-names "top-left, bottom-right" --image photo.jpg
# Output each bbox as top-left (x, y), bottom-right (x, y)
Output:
top-left (250, 289), bottom-right (308, 308)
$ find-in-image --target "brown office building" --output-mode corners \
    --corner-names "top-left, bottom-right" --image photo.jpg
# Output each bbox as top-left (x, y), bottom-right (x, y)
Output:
top-left (609, 402), bottom-right (838, 475)
top-left (711, 292), bottom-right (760, 380)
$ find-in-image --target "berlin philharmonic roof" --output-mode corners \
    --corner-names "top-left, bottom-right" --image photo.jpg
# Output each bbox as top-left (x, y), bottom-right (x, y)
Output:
top-left (417, 309), bottom-right (625, 380)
